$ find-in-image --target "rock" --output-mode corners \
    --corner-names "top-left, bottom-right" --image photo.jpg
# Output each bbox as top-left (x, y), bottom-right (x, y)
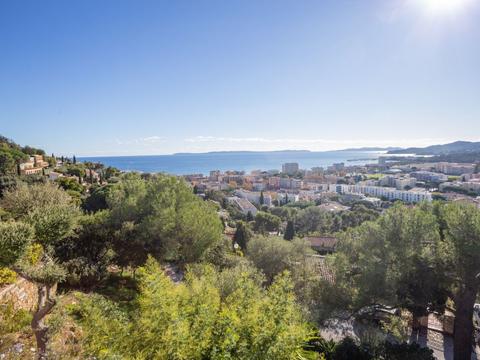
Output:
top-left (13, 343), bottom-right (24, 353)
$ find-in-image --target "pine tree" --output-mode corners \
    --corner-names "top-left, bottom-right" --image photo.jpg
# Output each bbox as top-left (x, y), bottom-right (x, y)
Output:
top-left (73, 155), bottom-right (77, 164)
top-left (259, 191), bottom-right (265, 205)
top-left (246, 211), bottom-right (254, 222)
top-left (233, 221), bottom-right (251, 251)
top-left (284, 220), bottom-right (295, 240)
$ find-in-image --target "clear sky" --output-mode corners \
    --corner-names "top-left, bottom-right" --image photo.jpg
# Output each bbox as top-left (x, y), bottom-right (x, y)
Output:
top-left (1, 0), bottom-right (480, 156)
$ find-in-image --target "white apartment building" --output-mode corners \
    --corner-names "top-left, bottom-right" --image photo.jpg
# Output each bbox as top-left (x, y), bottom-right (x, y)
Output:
top-left (378, 175), bottom-right (416, 190)
top-left (277, 192), bottom-right (299, 204)
top-left (411, 171), bottom-right (448, 183)
top-left (330, 184), bottom-right (432, 203)
top-left (440, 181), bottom-right (480, 194)
top-left (252, 182), bottom-right (266, 191)
top-left (279, 177), bottom-right (303, 190)
top-left (435, 162), bottom-right (475, 175)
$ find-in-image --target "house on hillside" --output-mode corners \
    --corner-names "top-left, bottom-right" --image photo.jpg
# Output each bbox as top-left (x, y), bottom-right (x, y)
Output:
top-left (305, 236), bottom-right (338, 254)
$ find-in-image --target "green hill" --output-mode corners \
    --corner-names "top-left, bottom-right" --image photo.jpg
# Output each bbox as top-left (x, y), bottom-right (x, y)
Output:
top-left (0, 135), bottom-right (46, 175)
top-left (387, 140), bottom-right (480, 155)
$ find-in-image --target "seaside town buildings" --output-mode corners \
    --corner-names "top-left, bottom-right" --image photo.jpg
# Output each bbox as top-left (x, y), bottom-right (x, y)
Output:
top-left (187, 157), bottom-right (480, 214)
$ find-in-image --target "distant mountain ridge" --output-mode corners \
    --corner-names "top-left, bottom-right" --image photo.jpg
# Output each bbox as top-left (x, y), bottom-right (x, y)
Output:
top-left (173, 147), bottom-right (398, 156)
top-left (387, 141), bottom-right (480, 155)
top-left (340, 146), bottom-right (401, 152)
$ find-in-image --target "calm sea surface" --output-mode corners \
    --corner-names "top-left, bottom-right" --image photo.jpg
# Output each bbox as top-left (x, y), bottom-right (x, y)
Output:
top-left (79, 150), bottom-right (383, 175)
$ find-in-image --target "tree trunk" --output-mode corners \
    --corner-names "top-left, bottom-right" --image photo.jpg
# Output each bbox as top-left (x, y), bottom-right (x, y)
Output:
top-left (31, 284), bottom-right (56, 360)
top-left (453, 284), bottom-right (476, 360)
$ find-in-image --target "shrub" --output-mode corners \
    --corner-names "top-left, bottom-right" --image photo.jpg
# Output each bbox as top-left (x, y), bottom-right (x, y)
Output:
top-left (0, 267), bottom-right (17, 285)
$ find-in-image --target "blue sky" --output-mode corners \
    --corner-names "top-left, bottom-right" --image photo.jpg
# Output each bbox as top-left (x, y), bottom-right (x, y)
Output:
top-left (1, 0), bottom-right (480, 156)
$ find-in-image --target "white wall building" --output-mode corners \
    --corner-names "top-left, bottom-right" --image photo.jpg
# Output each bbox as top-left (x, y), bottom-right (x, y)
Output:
top-left (227, 196), bottom-right (258, 216)
top-left (330, 184), bottom-right (432, 203)
top-left (235, 189), bottom-right (272, 206)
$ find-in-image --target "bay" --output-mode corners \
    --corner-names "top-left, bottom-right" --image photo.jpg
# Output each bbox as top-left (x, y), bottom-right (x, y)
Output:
top-left (79, 150), bottom-right (382, 175)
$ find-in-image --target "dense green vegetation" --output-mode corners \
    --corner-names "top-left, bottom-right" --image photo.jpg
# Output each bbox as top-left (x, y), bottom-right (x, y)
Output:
top-left (74, 258), bottom-right (311, 360)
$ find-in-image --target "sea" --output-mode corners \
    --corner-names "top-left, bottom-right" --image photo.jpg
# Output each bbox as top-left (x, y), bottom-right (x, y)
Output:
top-left (79, 150), bottom-right (384, 176)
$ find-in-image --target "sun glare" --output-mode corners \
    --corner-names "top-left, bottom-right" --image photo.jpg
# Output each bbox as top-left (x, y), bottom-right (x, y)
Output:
top-left (415, 0), bottom-right (475, 16)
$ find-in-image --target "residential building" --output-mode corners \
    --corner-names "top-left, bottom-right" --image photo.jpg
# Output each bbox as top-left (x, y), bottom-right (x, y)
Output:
top-left (282, 162), bottom-right (299, 175)
top-left (435, 162), bottom-right (475, 175)
top-left (394, 177), bottom-right (417, 190)
top-left (305, 236), bottom-right (338, 254)
top-left (234, 189), bottom-right (272, 206)
top-left (268, 176), bottom-right (280, 189)
top-left (327, 162), bottom-right (345, 172)
top-left (277, 192), bottom-right (299, 204)
top-left (252, 182), bottom-right (266, 191)
top-left (411, 171), bottom-right (448, 183)
top-left (209, 170), bottom-right (221, 181)
top-left (227, 196), bottom-right (258, 216)
top-left (279, 177), bottom-right (303, 190)
top-left (331, 184), bottom-right (432, 203)
top-left (18, 155), bottom-right (49, 175)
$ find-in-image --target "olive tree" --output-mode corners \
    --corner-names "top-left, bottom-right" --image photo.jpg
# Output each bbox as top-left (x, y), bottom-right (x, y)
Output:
top-left (0, 183), bottom-right (80, 358)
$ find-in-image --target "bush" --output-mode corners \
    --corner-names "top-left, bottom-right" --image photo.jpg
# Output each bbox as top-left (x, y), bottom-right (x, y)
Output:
top-left (0, 267), bottom-right (17, 285)
top-left (0, 300), bottom-right (32, 335)
top-left (75, 258), bottom-right (312, 359)
top-left (384, 342), bottom-right (435, 360)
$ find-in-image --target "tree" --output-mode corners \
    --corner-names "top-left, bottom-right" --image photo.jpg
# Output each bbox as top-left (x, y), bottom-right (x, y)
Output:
top-left (253, 211), bottom-right (281, 234)
top-left (246, 236), bottom-right (312, 284)
top-left (233, 221), bottom-right (252, 251)
top-left (54, 211), bottom-right (114, 288)
top-left (107, 173), bottom-right (223, 265)
top-left (260, 191), bottom-right (265, 205)
top-left (56, 177), bottom-right (85, 193)
top-left (270, 206), bottom-right (297, 221)
top-left (442, 203), bottom-right (480, 360)
top-left (65, 164), bottom-right (85, 179)
top-left (322, 204), bottom-right (448, 324)
top-left (0, 183), bottom-right (80, 358)
top-left (340, 204), bottom-right (379, 230)
top-left (246, 211), bottom-right (254, 222)
top-left (81, 185), bottom-right (112, 213)
top-left (0, 152), bottom-right (16, 175)
top-left (73, 155), bottom-right (77, 164)
top-left (0, 175), bottom-right (17, 197)
top-left (284, 220), bottom-right (295, 240)
top-left (296, 206), bottom-right (332, 235)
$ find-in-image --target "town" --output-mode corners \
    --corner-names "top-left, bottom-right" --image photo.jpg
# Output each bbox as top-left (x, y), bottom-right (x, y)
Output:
top-left (187, 158), bottom-right (480, 216)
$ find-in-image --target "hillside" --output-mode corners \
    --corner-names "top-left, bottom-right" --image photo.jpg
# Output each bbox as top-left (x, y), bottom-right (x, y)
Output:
top-left (0, 135), bottom-right (46, 175)
top-left (387, 140), bottom-right (480, 155)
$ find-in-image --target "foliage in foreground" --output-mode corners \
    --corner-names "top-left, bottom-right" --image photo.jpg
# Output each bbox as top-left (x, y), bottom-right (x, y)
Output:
top-left (74, 258), bottom-right (312, 360)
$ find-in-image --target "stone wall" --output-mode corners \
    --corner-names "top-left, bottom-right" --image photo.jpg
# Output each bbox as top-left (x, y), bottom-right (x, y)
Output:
top-left (0, 278), bottom-right (38, 311)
